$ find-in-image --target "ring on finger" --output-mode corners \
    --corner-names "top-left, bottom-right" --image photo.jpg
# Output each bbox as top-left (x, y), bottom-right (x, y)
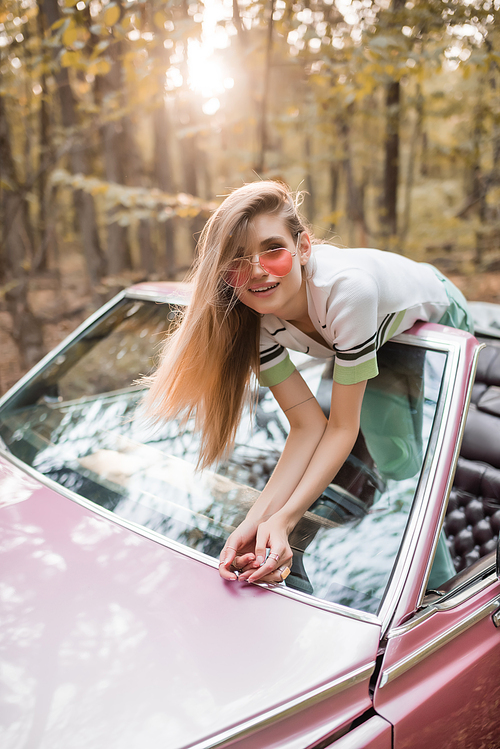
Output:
top-left (268, 552), bottom-right (280, 562)
top-left (278, 565), bottom-right (291, 581)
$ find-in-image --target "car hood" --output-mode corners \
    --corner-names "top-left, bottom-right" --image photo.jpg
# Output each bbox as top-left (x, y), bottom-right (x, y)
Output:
top-left (0, 455), bottom-right (381, 749)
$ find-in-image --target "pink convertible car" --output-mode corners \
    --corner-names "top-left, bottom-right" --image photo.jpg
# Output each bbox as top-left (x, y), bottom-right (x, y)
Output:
top-left (1, 283), bottom-right (499, 748)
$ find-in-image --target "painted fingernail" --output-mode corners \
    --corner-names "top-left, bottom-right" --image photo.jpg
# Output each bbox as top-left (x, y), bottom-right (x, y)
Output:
top-left (256, 556), bottom-right (264, 566)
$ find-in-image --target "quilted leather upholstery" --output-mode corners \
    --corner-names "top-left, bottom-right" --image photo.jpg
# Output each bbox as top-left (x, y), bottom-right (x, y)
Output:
top-left (446, 340), bottom-right (500, 572)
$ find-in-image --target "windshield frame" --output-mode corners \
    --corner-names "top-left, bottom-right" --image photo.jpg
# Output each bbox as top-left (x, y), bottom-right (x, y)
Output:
top-left (0, 286), bottom-right (475, 628)
top-left (377, 326), bottom-right (482, 633)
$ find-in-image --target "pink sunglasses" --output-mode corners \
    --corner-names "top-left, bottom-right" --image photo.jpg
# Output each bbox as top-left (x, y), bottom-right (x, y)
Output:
top-left (223, 234), bottom-right (301, 289)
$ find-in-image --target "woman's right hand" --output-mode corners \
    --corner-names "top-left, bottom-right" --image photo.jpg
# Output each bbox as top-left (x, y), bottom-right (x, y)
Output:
top-left (218, 518), bottom-right (261, 580)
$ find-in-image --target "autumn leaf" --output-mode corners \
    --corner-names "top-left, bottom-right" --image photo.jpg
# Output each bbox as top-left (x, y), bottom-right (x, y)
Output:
top-left (51, 18), bottom-right (67, 30)
top-left (153, 10), bottom-right (168, 29)
top-left (121, 14), bottom-right (132, 30)
top-left (61, 50), bottom-right (81, 67)
top-left (103, 3), bottom-right (120, 27)
top-left (93, 58), bottom-right (112, 75)
top-left (62, 22), bottom-right (79, 48)
top-left (91, 40), bottom-right (110, 58)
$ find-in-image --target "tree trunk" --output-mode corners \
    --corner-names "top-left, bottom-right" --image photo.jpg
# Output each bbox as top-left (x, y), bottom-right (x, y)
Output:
top-left (420, 131), bottom-right (429, 178)
top-left (382, 79), bottom-right (400, 238)
top-left (95, 37), bottom-right (132, 276)
top-left (40, 0), bottom-right (106, 288)
top-left (340, 113), bottom-right (367, 246)
top-left (400, 85), bottom-right (424, 248)
top-left (153, 101), bottom-right (177, 278)
top-left (232, 0), bottom-right (260, 166)
top-left (101, 122), bottom-right (131, 276)
top-left (329, 162), bottom-right (340, 233)
top-left (304, 133), bottom-right (315, 223)
top-left (380, 0), bottom-right (405, 240)
top-left (35, 4), bottom-right (59, 278)
top-left (255, 0), bottom-right (275, 174)
top-left (0, 95), bottom-right (45, 371)
top-left (177, 90), bottom-right (205, 255)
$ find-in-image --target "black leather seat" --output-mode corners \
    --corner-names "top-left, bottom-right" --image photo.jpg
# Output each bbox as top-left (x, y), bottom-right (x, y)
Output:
top-left (445, 340), bottom-right (500, 572)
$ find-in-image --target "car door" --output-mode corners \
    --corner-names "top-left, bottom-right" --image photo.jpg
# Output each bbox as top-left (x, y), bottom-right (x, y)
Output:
top-left (371, 324), bottom-right (500, 746)
top-left (373, 567), bottom-right (500, 748)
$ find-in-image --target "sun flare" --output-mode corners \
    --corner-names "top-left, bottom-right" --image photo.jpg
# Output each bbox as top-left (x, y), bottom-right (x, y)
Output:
top-left (187, 39), bottom-right (233, 99)
top-left (165, 0), bottom-right (234, 114)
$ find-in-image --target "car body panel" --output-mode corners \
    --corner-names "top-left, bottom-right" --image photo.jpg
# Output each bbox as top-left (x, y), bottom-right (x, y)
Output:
top-left (374, 580), bottom-right (500, 747)
top-left (333, 715), bottom-right (392, 749)
top-left (0, 454), bottom-right (381, 749)
top-left (2, 281), bottom-right (500, 748)
top-left (371, 324), bottom-right (500, 747)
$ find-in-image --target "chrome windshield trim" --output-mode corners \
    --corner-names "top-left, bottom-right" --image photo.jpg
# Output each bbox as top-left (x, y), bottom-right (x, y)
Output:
top-left (0, 303), bottom-right (459, 632)
top-left (379, 595), bottom-right (500, 688)
top-left (389, 567), bottom-right (498, 637)
top-left (377, 330), bottom-right (461, 634)
top-left (415, 341), bottom-right (485, 606)
top-left (0, 447), bottom-right (380, 626)
top-left (417, 556), bottom-right (497, 619)
top-left (185, 662), bottom-right (375, 749)
top-left (0, 290), bottom-right (127, 411)
top-left (125, 286), bottom-right (191, 305)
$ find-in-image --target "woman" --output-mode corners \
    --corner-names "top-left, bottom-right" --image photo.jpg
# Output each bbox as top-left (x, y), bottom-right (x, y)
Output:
top-left (144, 180), bottom-right (473, 586)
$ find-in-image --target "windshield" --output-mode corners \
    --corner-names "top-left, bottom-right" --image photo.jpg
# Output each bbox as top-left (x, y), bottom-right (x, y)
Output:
top-left (0, 294), bottom-right (447, 615)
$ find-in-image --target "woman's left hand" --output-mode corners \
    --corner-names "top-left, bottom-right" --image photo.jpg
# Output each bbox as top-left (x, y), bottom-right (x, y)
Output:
top-left (238, 513), bottom-right (293, 585)
top-left (218, 517), bottom-right (261, 580)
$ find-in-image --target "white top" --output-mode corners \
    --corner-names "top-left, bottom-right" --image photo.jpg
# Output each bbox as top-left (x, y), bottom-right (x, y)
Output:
top-left (259, 245), bottom-right (450, 387)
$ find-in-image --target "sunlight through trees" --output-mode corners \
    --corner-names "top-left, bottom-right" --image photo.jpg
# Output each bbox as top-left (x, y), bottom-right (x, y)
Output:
top-left (0, 0), bottom-right (499, 381)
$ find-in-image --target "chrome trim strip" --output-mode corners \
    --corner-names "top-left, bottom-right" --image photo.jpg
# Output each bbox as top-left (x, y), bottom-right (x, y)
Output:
top-left (125, 287), bottom-right (190, 305)
top-left (0, 448), bottom-right (380, 626)
top-left (433, 568), bottom-right (497, 611)
top-left (389, 570), bottom-right (498, 638)
top-left (415, 342), bottom-right (485, 605)
top-left (183, 662), bottom-right (375, 749)
top-left (381, 339), bottom-right (485, 638)
top-left (377, 332), bottom-right (461, 633)
top-left (379, 596), bottom-right (500, 687)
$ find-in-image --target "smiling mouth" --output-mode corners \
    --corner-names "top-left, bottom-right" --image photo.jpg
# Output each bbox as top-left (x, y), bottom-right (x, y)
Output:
top-left (249, 283), bottom-right (279, 294)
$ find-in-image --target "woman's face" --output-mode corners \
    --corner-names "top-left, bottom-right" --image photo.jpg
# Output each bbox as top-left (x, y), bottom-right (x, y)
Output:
top-left (234, 213), bottom-right (311, 319)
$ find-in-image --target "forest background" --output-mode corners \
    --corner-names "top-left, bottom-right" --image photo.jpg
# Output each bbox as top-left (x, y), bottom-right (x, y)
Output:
top-left (1, 0), bottom-right (499, 395)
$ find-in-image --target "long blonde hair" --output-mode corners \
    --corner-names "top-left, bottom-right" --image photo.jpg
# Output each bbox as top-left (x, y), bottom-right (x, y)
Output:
top-left (143, 180), bottom-right (306, 468)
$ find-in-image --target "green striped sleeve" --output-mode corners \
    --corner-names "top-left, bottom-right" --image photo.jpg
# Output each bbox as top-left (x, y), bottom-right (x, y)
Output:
top-left (259, 355), bottom-right (296, 387)
top-left (384, 310), bottom-right (407, 345)
top-left (333, 357), bottom-right (379, 385)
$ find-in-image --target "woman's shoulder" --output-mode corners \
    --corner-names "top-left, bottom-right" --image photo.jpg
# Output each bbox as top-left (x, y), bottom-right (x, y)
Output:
top-left (311, 243), bottom-right (389, 262)
top-left (308, 245), bottom-right (379, 286)
top-left (309, 244), bottom-right (423, 282)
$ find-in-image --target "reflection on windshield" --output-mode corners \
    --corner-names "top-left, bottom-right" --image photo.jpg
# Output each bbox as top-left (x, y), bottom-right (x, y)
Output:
top-left (0, 298), bottom-right (447, 614)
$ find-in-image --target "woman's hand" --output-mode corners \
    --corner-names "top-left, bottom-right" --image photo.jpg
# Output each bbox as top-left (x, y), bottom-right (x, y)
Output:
top-left (238, 513), bottom-right (293, 585)
top-left (218, 518), bottom-right (260, 581)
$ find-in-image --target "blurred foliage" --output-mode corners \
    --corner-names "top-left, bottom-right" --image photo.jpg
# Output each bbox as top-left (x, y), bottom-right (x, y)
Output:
top-left (0, 0), bottom-right (499, 294)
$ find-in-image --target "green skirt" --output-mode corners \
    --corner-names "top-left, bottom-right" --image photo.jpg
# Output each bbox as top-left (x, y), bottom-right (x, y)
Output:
top-left (431, 266), bottom-right (474, 334)
top-left (360, 267), bottom-right (473, 590)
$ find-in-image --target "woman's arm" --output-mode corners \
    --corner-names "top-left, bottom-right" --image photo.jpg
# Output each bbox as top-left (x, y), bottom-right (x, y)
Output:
top-left (219, 370), bottom-right (328, 580)
top-left (241, 377), bottom-right (367, 583)
top-left (247, 371), bottom-right (329, 522)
